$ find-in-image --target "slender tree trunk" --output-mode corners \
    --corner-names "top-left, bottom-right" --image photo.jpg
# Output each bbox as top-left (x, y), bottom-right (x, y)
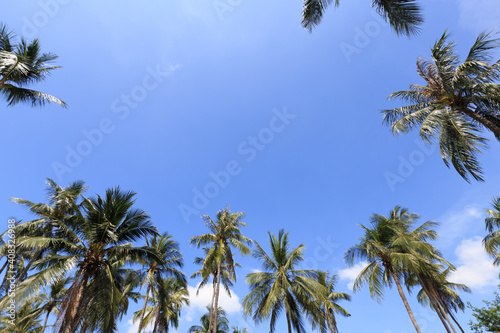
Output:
top-left (62, 272), bottom-right (89, 333)
top-left (212, 263), bottom-right (222, 333)
top-left (390, 271), bottom-right (422, 333)
top-left (328, 310), bottom-right (338, 333)
top-left (0, 260), bottom-right (8, 277)
top-left (41, 310), bottom-right (50, 333)
top-left (450, 312), bottom-right (465, 333)
top-left (461, 107), bottom-right (500, 138)
top-left (208, 275), bottom-right (217, 333)
top-left (286, 312), bottom-right (292, 333)
top-left (417, 277), bottom-right (452, 333)
top-left (137, 284), bottom-right (151, 333)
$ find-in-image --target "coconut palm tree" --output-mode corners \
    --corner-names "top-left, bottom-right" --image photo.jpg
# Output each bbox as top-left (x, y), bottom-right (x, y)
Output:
top-left (301, 0), bottom-right (422, 36)
top-left (136, 233), bottom-right (185, 333)
top-left (382, 31), bottom-right (500, 182)
top-left (33, 277), bottom-right (71, 333)
top-left (231, 327), bottom-right (248, 333)
top-left (410, 264), bottom-right (470, 333)
top-left (14, 187), bottom-right (158, 333)
top-left (0, 23), bottom-right (67, 108)
top-left (308, 271), bottom-right (351, 333)
top-left (10, 179), bottom-right (86, 285)
top-left (190, 206), bottom-right (252, 333)
top-left (188, 307), bottom-right (229, 333)
top-left (344, 206), bottom-right (439, 333)
top-left (0, 298), bottom-right (43, 333)
top-left (243, 229), bottom-right (320, 333)
top-left (133, 277), bottom-right (189, 333)
top-left (484, 196), bottom-right (500, 264)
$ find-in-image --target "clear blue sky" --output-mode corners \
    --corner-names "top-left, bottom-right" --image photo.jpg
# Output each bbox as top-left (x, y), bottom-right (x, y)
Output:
top-left (1, 1), bottom-right (500, 332)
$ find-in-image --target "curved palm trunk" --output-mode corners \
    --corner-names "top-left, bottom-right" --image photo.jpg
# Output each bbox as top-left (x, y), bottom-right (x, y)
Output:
top-left (390, 271), bottom-right (422, 333)
top-left (327, 310), bottom-right (338, 333)
top-left (212, 263), bottom-right (222, 333)
top-left (15, 248), bottom-right (41, 285)
top-left (461, 107), bottom-right (500, 138)
top-left (62, 272), bottom-right (89, 333)
top-left (41, 310), bottom-right (51, 333)
top-left (449, 312), bottom-right (465, 333)
top-left (137, 284), bottom-right (151, 333)
top-left (417, 277), bottom-right (452, 333)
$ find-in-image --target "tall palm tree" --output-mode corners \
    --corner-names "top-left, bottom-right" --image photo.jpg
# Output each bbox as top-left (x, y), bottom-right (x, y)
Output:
top-left (301, 0), bottom-right (422, 36)
top-left (382, 31), bottom-right (500, 182)
top-left (0, 23), bottom-right (67, 107)
top-left (344, 206), bottom-right (438, 333)
top-left (308, 271), bottom-right (351, 333)
top-left (133, 277), bottom-right (189, 333)
top-left (136, 233), bottom-right (185, 333)
top-left (243, 229), bottom-right (320, 333)
top-left (15, 187), bottom-right (158, 333)
top-left (188, 307), bottom-right (229, 333)
top-left (483, 196), bottom-right (500, 264)
top-left (190, 206), bottom-right (252, 333)
top-left (10, 178), bottom-right (86, 285)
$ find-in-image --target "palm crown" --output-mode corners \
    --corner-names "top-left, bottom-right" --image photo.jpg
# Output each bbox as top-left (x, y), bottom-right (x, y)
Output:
top-left (382, 31), bottom-right (500, 182)
top-left (0, 23), bottom-right (67, 108)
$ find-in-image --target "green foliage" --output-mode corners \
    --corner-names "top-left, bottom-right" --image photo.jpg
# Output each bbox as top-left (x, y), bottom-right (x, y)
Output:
top-left (469, 291), bottom-right (500, 333)
top-left (382, 31), bottom-right (500, 182)
top-left (301, 0), bottom-right (422, 36)
top-left (0, 23), bottom-right (66, 108)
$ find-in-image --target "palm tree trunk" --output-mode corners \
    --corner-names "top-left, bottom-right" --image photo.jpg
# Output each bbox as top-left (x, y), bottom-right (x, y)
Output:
top-left (62, 272), bottom-right (89, 333)
top-left (390, 271), bottom-right (422, 333)
top-left (461, 107), bottom-right (500, 138)
top-left (328, 310), bottom-right (338, 333)
top-left (0, 260), bottom-right (8, 277)
top-left (137, 284), bottom-right (151, 333)
top-left (449, 312), bottom-right (465, 333)
top-left (212, 263), bottom-right (222, 333)
top-left (286, 312), bottom-right (292, 333)
top-left (208, 275), bottom-right (217, 333)
top-left (416, 276), bottom-right (452, 333)
top-left (41, 310), bottom-right (50, 333)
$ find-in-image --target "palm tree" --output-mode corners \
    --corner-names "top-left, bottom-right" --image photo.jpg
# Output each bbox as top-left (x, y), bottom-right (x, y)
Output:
top-left (243, 229), bottom-right (320, 333)
top-left (483, 196), bottom-right (500, 264)
top-left (15, 187), bottom-right (158, 333)
top-left (136, 233), bottom-right (185, 333)
top-left (410, 265), bottom-right (470, 333)
top-left (382, 31), bottom-right (500, 182)
top-left (133, 277), bottom-right (189, 333)
top-left (0, 298), bottom-right (43, 333)
top-left (344, 206), bottom-right (439, 333)
top-left (188, 307), bottom-right (229, 333)
top-left (301, 0), bottom-right (422, 36)
top-left (308, 271), bottom-right (350, 333)
top-left (190, 206), bottom-right (252, 333)
top-left (10, 179), bottom-right (86, 285)
top-left (0, 23), bottom-right (67, 107)
top-left (231, 327), bottom-right (248, 333)
top-left (34, 277), bottom-right (71, 333)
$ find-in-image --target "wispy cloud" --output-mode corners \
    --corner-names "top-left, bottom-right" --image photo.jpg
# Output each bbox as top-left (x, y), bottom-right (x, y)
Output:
top-left (449, 237), bottom-right (500, 291)
top-left (437, 205), bottom-right (483, 248)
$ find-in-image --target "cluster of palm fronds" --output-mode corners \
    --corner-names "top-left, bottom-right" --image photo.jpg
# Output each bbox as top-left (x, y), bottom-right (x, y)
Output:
top-left (0, 24), bottom-right (66, 108)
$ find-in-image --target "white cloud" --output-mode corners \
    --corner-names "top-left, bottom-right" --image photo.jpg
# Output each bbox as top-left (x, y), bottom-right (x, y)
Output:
top-left (184, 283), bottom-right (242, 322)
top-left (457, 0), bottom-right (500, 32)
top-left (337, 262), bottom-right (367, 290)
top-left (449, 237), bottom-right (500, 290)
top-left (438, 205), bottom-right (483, 248)
top-left (126, 318), bottom-right (154, 333)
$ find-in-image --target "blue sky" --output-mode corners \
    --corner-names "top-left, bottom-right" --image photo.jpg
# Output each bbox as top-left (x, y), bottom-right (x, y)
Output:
top-left (1, 0), bottom-right (500, 332)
